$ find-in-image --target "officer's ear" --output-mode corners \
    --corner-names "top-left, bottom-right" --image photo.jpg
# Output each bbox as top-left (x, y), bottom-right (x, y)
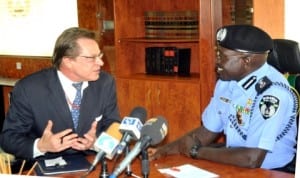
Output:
top-left (246, 53), bottom-right (267, 68)
top-left (242, 55), bottom-right (252, 64)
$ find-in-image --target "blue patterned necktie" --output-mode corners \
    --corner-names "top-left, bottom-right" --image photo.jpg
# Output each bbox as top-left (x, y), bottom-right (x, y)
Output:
top-left (71, 82), bottom-right (83, 129)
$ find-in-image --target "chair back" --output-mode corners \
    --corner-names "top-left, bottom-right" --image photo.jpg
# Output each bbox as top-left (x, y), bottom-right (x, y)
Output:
top-left (267, 39), bottom-right (300, 174)
top-left (267, 39), bottom-right (300, 97)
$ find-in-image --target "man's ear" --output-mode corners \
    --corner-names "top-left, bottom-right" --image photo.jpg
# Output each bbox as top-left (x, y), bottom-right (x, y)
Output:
top-left (62, 56), bottom-right (74, 68)
top-left (243, 56), bottom-right (252, 64)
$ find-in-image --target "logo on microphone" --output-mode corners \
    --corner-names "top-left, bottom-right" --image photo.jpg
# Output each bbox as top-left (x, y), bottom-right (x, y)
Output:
top-left (96, 134), bottom-right (116, 149)
top-left (119, 116), bottom-right (143, 139)
top-left (161, 123), bottom-right (168, 137)
top-left (122, 117), bottom-right (143, 130)
top-left (94, 132), bottom-right (119, 159)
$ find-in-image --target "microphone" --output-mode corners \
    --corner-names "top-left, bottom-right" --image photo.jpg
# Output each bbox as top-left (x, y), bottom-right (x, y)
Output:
top-left (110, 116), bottom-right (168, 178)
top-left (117, 106), bottom-right (147, 155)
top-left (86, 132), bottom-right (119, 174)
top-left (86, 107), bottom-right (146, 175)
top-left (141, 149), bottom-right (149, 178)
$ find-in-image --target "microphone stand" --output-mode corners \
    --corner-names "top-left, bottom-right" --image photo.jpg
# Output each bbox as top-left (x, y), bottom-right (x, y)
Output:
top-left (125, 145), bottom-right (133, 176)
top-left (123, 145), bottom-right (141, 178)
top-left (141, 149), bottom-right (149, 178)
top-left (99, 159), bottom-right (109, 178)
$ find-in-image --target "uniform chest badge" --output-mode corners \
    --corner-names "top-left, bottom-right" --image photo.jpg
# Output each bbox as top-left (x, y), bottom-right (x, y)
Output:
top-left (235, 99), bottom-right (252, 126)
top-left (259, 95), bottom-right (280, 119)
top-left (236, 110), bottom-right (243, 125)
top-left (220, 96), bottom-right (231, 103)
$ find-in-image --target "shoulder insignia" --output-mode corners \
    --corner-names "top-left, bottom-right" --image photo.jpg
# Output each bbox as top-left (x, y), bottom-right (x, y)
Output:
top-left (242, 76), bottom-right (257, 90)
top-left (255, 76), bottom-right (272, 94)
top-left (259, 95), bottom-right (280, 119)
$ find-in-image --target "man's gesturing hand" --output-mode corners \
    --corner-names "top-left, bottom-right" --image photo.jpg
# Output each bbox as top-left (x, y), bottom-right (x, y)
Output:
top-left (38, 120), bottom-right (78, 153)
top-left (71, 120), bottom-right (98, 151)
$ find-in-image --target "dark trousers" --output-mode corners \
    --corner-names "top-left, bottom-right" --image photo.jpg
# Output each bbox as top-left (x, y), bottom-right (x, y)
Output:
top-left (272, 155), bottom-right (296, 174)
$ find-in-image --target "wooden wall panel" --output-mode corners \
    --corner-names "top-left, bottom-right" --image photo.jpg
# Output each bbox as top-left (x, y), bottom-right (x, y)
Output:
top-left (222, 0), bottom-right (233, 25)
top-left (253, 0), bottom-right (284, 38)
top-left (222, 0), bottom-right (284, 38)
top-left (0, 57), bottom-right (51, 78)
top-left (77, 0), bottom-right (98, 32)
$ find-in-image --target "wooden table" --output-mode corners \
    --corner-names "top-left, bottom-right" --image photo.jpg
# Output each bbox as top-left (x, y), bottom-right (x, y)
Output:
top-left (55, 154), bottom-right (294, 178)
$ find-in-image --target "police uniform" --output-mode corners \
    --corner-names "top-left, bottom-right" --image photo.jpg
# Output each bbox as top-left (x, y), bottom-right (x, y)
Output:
top-left (202, 25), bottom-right (298, 169)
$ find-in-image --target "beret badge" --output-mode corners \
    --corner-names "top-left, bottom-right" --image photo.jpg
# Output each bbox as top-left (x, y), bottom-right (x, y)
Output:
top-left (216, 28), bottom-right (227, 42)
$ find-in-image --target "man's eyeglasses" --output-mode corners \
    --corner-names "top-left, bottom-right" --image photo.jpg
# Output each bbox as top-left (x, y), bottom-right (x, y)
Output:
top-left (77, 52), bottom-right (104, 62)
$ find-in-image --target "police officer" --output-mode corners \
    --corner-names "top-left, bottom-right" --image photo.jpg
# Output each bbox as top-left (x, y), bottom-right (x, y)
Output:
top-left (149, 25), bottom-right (298, 171)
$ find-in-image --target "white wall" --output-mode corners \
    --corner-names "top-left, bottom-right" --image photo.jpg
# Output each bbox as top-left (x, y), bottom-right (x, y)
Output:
top-left (285, 0), bottom-right (300, 44)
top-left (285, 0), bottom-right (300, 176)
top-left (0, 0), bottom-right (78, 57)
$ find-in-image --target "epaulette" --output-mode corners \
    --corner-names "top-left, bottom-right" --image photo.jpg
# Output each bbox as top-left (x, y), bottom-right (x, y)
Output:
top-left (242, 76), bottom-right (257, 90)
top-left (255, 76), bottom-right (272, 95)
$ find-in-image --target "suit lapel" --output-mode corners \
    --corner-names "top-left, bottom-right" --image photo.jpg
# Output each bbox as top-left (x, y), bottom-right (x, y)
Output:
top-left (77, 82), bottom-right (102, 133)
top-left (47, 70), bottom-right (74, 129)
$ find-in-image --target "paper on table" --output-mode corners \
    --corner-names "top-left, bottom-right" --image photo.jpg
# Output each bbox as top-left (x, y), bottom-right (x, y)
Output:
top-left (158, 164), bottom-right (219, 178)
top-left (44, 156), bottom-right (67, 167)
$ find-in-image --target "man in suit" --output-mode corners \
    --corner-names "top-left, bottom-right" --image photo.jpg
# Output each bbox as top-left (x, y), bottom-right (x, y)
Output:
top-left (0, 27), bottom-right (122, 159)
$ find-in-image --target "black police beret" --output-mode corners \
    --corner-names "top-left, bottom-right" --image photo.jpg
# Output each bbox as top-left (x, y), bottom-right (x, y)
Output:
top-left (216, 25), bottom-right (273, 54)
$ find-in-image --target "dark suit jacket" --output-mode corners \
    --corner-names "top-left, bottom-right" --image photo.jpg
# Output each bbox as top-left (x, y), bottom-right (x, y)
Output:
top-left (0, 67), bottom-right (121, 159)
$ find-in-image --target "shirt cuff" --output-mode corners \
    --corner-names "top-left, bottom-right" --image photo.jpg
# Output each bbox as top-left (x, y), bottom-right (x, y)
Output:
top-left (33, 138), bottom-right (46, 158)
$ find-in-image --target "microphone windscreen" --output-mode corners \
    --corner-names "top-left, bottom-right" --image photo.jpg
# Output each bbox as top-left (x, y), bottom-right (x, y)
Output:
top-left (129, 106), bottom-right (147, 124)
top-left (141, 116), bottom-right (168, 145)
top-left (106, 122), bottom-right (122, 140)
top-left (94, 132), bottom-right (119, 159)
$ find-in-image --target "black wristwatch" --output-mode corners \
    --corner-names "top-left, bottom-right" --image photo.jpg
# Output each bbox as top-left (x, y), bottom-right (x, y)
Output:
top-left (189, 144), bottom-right (201, 159)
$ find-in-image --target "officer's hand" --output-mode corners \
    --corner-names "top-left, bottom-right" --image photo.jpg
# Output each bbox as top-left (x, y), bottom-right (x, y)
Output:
top-left (149, 131), bottom-right (199, 160)
top-left (177, 133), bottom-right (197, 157)
top-left (148, 140), bottom-right (180, 161)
